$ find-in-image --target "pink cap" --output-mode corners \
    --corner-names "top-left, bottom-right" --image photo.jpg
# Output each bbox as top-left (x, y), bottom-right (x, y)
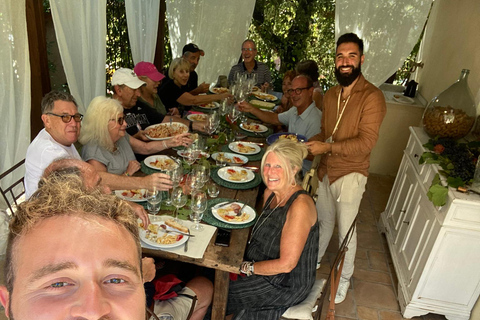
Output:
top-left (134, 61), bottom-right (165, 82)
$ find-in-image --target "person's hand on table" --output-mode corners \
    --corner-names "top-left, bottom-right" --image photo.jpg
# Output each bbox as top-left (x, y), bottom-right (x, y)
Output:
top-left (238, 100), bottom-right (255, 113)
top-left (305, 141), bottom-right (332, 156)
top-left (142, 257), bottom-right (156, 283)
top-left (125, 160), bottom-right (141, 176)
top-left (170, 132), bottom-right (193, 148)
top-left (198, 82), bottom-right (210, 93)
top-left (167, 108), bottom-right (180, 116)
top-left (128, 201), bottom-right (150, 228)
top-left (144, 173), bottom-right (173, 191)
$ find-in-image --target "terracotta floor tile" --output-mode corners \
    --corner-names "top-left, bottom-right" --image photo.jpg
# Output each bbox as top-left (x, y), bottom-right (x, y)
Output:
top-left (378, 310), bottom-right (405, 320)
top-left (334, 288), bottom-right (358, 319)
top-left (356, 247), bottom-right (369, 260)
top-left (353, 269), bottom-right (392, 285)
top-left (355, 257), bottom-right (370, 271)
top-left (353, 281), bottom-right (399, 311)
top-left (357, 230), bottom-right (384, 251)
top-left (357, 306), bottom-right (380, 320)
top-left (368, 250), bottom-right (389, 272)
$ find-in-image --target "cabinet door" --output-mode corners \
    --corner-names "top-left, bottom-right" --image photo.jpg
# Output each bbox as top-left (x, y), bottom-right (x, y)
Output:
top-left (396, 190), bottom-right (436, 295)
top-left (386, 158), bottom-right (417, 243)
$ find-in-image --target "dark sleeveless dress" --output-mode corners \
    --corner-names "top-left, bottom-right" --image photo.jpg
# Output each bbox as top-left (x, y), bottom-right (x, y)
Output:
top-left (227, 190), bottom-right (319, 319)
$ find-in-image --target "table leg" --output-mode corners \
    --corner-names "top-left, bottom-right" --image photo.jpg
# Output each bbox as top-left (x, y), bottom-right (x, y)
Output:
top-left (212, 270), bottom-right (230, 320)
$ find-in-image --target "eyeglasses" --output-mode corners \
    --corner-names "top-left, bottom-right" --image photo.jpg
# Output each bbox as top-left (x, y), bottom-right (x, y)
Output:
top-left (46, 112), bottom-right (83, 123)
top-left (286, 87), bottom-right (311, 95)
top-left (241, 48), bottom-right (256, 52)
top-left (110, 117), bottom-right (125, 125)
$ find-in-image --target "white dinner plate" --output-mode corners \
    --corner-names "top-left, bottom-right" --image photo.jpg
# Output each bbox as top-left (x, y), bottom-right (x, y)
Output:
top-left (228, 142), bottom-right (261, 155)
top-left (115, 189), bottom-right (148, 202)
top-left (177, 150), bottom-right (210, 159)
top-left (139, 221), bottom-right (189, 249)
top-left (209, 87), bottom-right (229, 94)
top-left (145, 122), bottom-right (189, 141)
top-left (240, 122), bottom-right (268, 133)
top-left (187, 114), bottom-right (207, 122)
top-left (211, 202), bottom-right (256, 225)
top-left (251, 92), bottom-right (277, 102)
top-left (197, 102), bottom-right (220, 110)
top-left (393, 94), bottom-right (415, 104)
top-left (217, 166), bottom-right (255, 183)
top-left (144, 155), bottom-right (179, 171)
top-left (211, 152), bottom-right (248, 166)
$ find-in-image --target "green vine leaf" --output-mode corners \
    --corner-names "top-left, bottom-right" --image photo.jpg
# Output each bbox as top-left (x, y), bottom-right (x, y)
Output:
top-left (447, 176), bottom-right (464, 188)
top-left (427, 183), bottom-right (448, 207)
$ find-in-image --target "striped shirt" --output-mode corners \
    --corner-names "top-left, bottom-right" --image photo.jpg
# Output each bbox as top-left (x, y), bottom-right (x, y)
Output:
top-left (228, 60), bottom-right (272, 87)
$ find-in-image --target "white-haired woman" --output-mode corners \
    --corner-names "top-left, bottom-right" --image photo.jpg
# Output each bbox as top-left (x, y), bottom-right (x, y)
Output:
top-left (226, 139), bottom-right (319, 319)
top-left (158, 58), bottom-right (231, 113)
top-left (79, 96), bottom-right (191, 190)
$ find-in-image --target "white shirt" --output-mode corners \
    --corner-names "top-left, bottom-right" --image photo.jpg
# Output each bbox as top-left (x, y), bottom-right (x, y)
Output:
top-left (25, 129), bottom-right (81, 198)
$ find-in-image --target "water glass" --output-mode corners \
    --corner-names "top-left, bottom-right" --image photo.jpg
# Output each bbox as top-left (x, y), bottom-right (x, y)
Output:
top-left (207, 181), bottom-right (220, 198)
top-left (146, 188), bottom-right (162, 215)
top-left (190, 190), bottom-right (207, 231)
top-left (171, 186), bottom-right (187, 223)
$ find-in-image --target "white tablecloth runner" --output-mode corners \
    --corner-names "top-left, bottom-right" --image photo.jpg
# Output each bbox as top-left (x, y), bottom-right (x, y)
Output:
top-left (141, 214), bottom-right (216, 259)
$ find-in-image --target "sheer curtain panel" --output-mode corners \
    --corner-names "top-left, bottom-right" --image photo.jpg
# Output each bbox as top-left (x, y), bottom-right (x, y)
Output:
top-left (336, 0), bottom-right (433, 87)
top-left (125, 0), bottom-right (161, 64)
top-left (50, 0), bottom-right (107, 113)
top-left (0, 0), bottom-right (30, 203)
top-left (166, 0), bottom-right (256, 84)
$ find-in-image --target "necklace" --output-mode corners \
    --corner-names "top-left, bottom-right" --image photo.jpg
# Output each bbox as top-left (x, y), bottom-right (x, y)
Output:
top-left (248, 187), bottom-right (295, 245)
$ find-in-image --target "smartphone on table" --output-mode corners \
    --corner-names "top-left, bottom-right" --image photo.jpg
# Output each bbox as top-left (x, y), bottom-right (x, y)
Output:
top-left (214, 228), bottom-right (231, 247)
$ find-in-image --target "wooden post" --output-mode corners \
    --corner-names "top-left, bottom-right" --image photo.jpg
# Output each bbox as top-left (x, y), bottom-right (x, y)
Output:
top-left (154, 0), bottom-right (166, 72)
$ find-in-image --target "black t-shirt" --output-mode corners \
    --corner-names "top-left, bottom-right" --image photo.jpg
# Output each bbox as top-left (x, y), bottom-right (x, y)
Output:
top-left (124, 100), bottom-right (165, 136)
top-left (185, 71), bottom-right (198, 92)
top-left (158, 79), bottom-right (186, 112)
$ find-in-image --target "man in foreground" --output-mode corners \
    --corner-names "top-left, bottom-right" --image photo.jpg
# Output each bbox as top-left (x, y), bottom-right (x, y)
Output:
top-left (306, 32), bottom-right (386, 304)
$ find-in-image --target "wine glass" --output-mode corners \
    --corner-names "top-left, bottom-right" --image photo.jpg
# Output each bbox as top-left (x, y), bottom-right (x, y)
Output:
top-left (220, 99), bottom-right (229, 116)
top-left (190, 190), bottom-right (207, 231)
top-left (207, 180), bottom-right (220, 198)
top-left (146, 187), bottom-right (162, 215)
top-left (228, 105), bottom-right (241, 123)
top-left (171, 186), bottom-right (187, 223)
top-left (205, 114), bottom-right (217, 135)
top-left (235, 86), bottom-right (246, 103)
top-left (186, 172), bottom-right (202, 192)
top-left (183, 144), bottom-right (200, 165)
top-left (192, 164), bottom-right (209, 188)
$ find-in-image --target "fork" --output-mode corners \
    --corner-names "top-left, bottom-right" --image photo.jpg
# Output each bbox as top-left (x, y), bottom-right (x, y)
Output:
top-left (237, 202), bottom-right (248, 216)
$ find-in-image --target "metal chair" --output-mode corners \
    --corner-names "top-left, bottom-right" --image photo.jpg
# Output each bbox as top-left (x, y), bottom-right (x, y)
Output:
top-left (302, 155), bottom-right (321, 201)
top-left (0, 159), bottom-right (26, 215)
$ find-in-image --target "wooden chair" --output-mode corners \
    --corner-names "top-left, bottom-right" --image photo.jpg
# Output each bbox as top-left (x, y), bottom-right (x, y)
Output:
top-left (302, 155), bottom-right (321, 201)
top-left (281, 217), bottom-right (357, 320)
top-left (0, 159), bottom-right (26, 216)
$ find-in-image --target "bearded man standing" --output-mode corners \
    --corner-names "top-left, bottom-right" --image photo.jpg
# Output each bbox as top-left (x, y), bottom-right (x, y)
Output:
top-left (306, 32), bottom-right (386, 304)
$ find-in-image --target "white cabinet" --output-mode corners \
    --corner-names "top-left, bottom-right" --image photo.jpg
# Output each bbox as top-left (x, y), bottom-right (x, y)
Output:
top-left (381, 127), bottom-right (480, 320)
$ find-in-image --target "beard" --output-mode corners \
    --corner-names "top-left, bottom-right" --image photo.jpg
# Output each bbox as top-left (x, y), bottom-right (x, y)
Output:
top-left (335, 64), bottom-right (361, 87)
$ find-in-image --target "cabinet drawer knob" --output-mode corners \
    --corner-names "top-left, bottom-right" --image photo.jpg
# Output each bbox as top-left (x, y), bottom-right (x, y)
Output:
top-left (403, 220), bottom-right (410, 225)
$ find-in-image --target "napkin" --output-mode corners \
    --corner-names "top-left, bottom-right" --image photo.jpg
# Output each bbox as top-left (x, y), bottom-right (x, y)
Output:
top-left (141, 215), bottom-right (216, 259)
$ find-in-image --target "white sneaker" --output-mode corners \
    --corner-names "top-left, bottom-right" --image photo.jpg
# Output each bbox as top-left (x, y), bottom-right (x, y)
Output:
top-left (334, 277), bottom-right (350, 304)
top-left (316, 262), bottom-right (321, 270)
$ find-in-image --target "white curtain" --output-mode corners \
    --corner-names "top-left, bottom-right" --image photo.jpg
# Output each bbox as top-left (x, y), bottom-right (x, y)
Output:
top-left (336, 0), bottom-right (433, 87)
top-left (50, 0), bottom-right (107, 114)
top-left (125, 0), bottom-right (161, 64)
top-left (166, 0), bottom-right (256, 84)
top-left (0, 0), bottom-right (30, 203)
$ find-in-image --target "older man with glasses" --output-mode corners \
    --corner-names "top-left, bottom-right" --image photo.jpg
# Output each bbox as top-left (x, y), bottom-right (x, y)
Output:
top-left (228, 39), bottom-right (272, 91)
top-left (25, 91), bottom-right (84, 197)
top-left (238, 75), bottom-right (322, 173)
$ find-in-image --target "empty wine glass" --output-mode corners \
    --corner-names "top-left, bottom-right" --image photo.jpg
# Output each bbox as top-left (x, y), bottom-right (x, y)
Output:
top-left (207, 180), bottom-right (220, 198)
top-left (220, 99), bottom-right (229, 116)
top-left (146, 187), bottom-right (162, 215)
top-left (182, 144), bottom-right (200, 165)
top-left (190, 190), bottom-right (207, 231)
top-left (228, 105), bottom-right (241, 123)
top-left (205, 114), bottom-right (217, 135)
top-left (192, 164), bottom-right (209, 188)
top-left (186, 172), bottom-right (202, 192)
top-left (171, 186), bottom-right (187, 223)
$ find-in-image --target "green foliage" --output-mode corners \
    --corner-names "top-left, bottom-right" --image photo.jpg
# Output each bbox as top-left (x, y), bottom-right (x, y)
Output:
top-left (248, 0), bottom-right (336, 92)
top-left (426, 174), bottom-right (448, 206)
top-left (106, 0), bottom-right (134, 87)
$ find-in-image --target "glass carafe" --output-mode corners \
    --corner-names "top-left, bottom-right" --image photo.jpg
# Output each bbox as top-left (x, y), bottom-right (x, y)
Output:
top-left (422, 69), bottom-right (476, 140)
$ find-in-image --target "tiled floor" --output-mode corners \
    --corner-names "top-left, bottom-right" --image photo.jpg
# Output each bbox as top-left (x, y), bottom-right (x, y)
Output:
top-left (0, 174), bottom-right (458, 319)
top-left (316, 174), bottom-right (448, 320)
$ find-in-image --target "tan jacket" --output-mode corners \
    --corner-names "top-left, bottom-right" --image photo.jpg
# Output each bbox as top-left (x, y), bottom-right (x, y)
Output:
top-left (310, 74), bottom-right (386, 183)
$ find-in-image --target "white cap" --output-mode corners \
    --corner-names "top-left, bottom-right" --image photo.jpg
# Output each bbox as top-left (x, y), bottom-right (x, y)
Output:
top-left (111, 68), bottom-right (146, 89)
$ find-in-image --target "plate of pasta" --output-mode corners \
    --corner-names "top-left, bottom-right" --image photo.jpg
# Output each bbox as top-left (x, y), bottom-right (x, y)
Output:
top-left (211, 201), bottom-right (256, 225)
top-left (197, 102), bottom-right (220, 110)
top-left (140, 221), bottom-right (189, 249)
top-left (144, 155), bottom-right (179, 171)
top-left (115, 189), bottom-right (148, 202)
top-left (228, 141), bottom-right (261, 155)
top-left (266, 132), bottom-right (307, 145)
top-left (187, 113), bottom-right (207, 122)
top-left (217, 166), bottom-right (255, 183)
top-left (240, 122), bottom-right (268, 133)
top-left (145, 122), bottom-right (189, 141)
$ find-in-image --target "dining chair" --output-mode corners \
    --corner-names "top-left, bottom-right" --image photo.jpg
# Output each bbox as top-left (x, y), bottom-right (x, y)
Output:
top-left (301, 155), bottom-right (321, 201)
top-left (0, 159), bottom-right (26, 216)
top-left (280, 217), bottom-right (357, 320)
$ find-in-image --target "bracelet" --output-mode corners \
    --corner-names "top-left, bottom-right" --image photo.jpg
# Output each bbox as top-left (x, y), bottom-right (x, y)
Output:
top-left (189, 121), bottom-right (193, 132)
top-left (240, 261), bottom-right (255, 276)
top-left (162, 140), bottom-right (168, 149)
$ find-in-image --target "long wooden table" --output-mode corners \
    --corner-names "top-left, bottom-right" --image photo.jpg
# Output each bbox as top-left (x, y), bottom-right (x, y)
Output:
top-left (142, 141), bottom-right (264, 320)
